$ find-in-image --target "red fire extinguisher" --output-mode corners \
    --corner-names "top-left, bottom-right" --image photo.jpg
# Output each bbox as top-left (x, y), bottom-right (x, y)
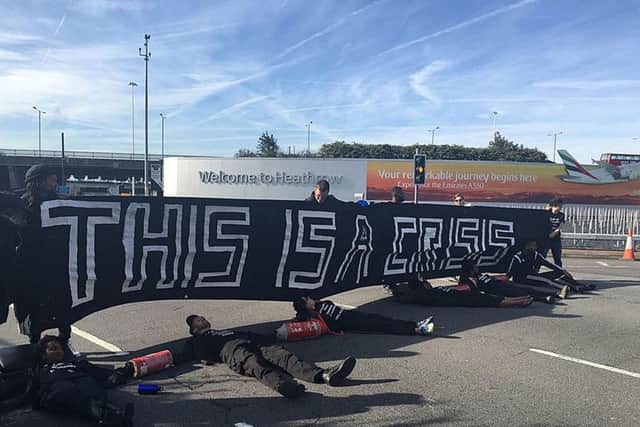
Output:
top-left (128, 350), bottom-right (174, 378)
top-left (276, 317), bottom-right (329, 341)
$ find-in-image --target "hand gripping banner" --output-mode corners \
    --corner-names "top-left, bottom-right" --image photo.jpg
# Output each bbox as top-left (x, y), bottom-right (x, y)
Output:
top-left (30, 197), bottom-right (549, 323)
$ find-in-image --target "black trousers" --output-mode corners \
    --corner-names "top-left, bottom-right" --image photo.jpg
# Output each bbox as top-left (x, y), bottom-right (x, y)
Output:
top-left (220, 340), bottom-right (324, 391)
top-left (396, 286), bottom-right (504, 307)
top-left (507, 281), bottom-right (560, 301)
top-left (544, 238), bottom-right (563, 267)
top-left (38, 377), bottom-right (105, 421)
top-left (333, 310), bottom-right (417, 335)
top-left (519, 270), bottom-right (580, 291)
top-left (477, 279), bottom-right (531, 298)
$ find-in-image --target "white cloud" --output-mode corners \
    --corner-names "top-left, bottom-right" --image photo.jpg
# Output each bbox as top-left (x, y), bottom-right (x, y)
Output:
top-left (409, 61), bottom-right (450, 106)
top-left (199, 95), bottom-right (270, 123)
top-left (0, 49), bottom-right (29, 61)
top-left (531, 79), bottom-right (640, 90)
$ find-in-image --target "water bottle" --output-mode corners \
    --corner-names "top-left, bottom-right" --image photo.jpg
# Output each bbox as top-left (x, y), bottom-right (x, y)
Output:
top-left (137, 384), bottom-right (162, 395)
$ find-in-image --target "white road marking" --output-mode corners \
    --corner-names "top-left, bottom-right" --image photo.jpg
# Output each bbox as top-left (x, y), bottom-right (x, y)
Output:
top-left (596, 261), bottom-right (609, 267)
top-left (339, 304), bottom-right (357, 309)
top-left (71, 326), bottom-right (128, 355)
top-left (530, 348), bottom-right (640, 379)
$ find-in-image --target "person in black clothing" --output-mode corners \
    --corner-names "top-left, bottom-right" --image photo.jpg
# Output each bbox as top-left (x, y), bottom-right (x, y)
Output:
top-left (390, 186), bottom-right (405, 203)
top-left (544, 198), bottom-right (565, 266)
top-left (16, 164), bottom-right (74, 347)
top-left (507, 241), bottom-right (594, 294)
top-left (292, 297), bottom-right (435, 335)
top-left (34, 335), bottom-right (133, 426)
top-left (304, 179), bottom-right (341, 206)
top-left (389, 274), bottom-right (534, 308)
top-left (459, 258), bottom-right (555, 304)
top-left (186, 314), bottom-right (356, 399)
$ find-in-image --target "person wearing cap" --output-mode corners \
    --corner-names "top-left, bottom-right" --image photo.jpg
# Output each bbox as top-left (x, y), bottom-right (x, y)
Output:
top-left (16, 164), bottom-right (76, 351)
top-left (292, 297), bottom-right (435, 336)
top-left (186, 314), bottom-right (356, 399)
top-left (543, 197), bottom-right (565, 266)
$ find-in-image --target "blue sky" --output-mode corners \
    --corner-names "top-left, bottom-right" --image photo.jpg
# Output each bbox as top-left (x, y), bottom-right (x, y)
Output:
top-left (0, 0), bottom-right (639, 162)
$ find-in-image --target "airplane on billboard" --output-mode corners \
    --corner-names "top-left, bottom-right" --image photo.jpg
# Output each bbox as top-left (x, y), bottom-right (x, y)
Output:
top-left (557, 149), bottom-right (640, 184)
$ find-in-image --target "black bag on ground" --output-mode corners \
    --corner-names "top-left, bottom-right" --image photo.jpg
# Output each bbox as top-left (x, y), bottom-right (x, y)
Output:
top-left (0, 344), bottom-right (35, 408)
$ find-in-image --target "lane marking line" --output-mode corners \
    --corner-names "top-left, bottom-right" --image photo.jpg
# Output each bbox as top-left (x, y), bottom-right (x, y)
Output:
top-left (596, 261), bottom-right (609, 267)
top-left (71, 326), bottom-right (127, 354)
top-left (530, 348), bottom-right (640, 379)
top-left (339, 304), bottom-right (357, 309)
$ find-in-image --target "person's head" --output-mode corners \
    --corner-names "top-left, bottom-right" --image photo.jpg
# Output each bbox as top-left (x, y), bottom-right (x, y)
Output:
top-left (453, 193), bottom-right (465, 206)
top-left (292, 296), bottom-right (316, 314)
top-left (524, 240), bottom-right (538, 255)
top-left (390, 186), bottom-right (405, 203)
top-left (186, 314), bottom-right (211, 336)
top-left (313, 180), bottom-right (330, 204)
top-left (38, 335), bottom-right (66, 364)
top-left (549, 197), bottom-right (562, 213)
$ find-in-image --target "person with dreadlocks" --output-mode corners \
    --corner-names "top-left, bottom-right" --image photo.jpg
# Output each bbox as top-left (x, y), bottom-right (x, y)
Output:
top-left (15, 164), bottom-right (75, 350)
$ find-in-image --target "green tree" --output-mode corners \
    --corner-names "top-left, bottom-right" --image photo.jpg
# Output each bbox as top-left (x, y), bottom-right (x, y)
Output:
top-left (235, 148), bottom-right (257, 158)
top-left (256, 131), bottom-right (280, 157)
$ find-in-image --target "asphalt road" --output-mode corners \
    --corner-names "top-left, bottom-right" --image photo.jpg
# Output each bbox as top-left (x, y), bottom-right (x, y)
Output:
top-left (1, 257), bottom-right (639, 427)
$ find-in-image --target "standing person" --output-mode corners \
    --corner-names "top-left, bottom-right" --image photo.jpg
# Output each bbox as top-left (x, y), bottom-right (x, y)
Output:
top-left (390, 186), bottom-right (405, 203)
top-left (453, 193), bottom-right (466, 206)
top-left (305, 179), bottom-right (341, 206)
top-left (292, 297), bottom-right (435, 336)
top-left (34, 335), bottom-right (134, 426)
top-left (16, 164), bottom-right (74, 349)
top-left (186, 315), bottom-right (356, 399)
top-left (544, 198), bottom-right (565, 266)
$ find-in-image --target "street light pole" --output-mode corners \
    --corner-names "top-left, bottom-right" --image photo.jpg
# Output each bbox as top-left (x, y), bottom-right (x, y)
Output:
top-left (160, 113), bottom-right (166, 160)
top-left (306, 121), bottom-right (312, 156)
top-left (492, 111), bottom-right (498, 139)
top-left (429, 126), bottom-right (440, 145)
top-left (33, 106), bottom-right (46, 156)
top-left (548, 131), bottom-right (563, 163)
top-left (128, 81), bottom-right (137, 195)
top-left (139, 34), bottom-right (151, 196)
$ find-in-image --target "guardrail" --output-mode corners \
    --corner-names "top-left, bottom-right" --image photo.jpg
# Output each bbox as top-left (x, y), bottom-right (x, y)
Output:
top-left (0, 148), bottom-right (164, 161)
top-left (562, 233), bottom-right (637, 241)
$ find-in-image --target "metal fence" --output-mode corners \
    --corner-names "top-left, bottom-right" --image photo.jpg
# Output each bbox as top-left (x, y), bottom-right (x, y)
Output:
top-left (0, 148), bottom-right (164, 161)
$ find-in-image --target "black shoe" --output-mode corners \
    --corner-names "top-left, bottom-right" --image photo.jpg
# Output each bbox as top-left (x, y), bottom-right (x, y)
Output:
top-left (322, 356), bottom-right (356, 386)
top-left (277, 380), bottom-right (306, 399)
top-left (544, 295), bottom-right (557, 304)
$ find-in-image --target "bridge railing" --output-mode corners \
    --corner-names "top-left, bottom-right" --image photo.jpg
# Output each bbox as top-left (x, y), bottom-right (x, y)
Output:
top-left (0, 148), bottom-right (164, 161)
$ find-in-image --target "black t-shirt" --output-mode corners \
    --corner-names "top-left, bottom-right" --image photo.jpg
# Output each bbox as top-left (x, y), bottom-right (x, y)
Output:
top-left (315, 300), bottom-right (345, 330)
top-left (38, 358), bottom-right (109, 389)
top-left (192, 329), bottom-right (273, 362)
top-left (549, 212), bottom-right (565, 238)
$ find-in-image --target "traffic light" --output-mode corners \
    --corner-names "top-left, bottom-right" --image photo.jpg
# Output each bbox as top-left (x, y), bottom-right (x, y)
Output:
top-left (414, 154), bottom-right (426, 185)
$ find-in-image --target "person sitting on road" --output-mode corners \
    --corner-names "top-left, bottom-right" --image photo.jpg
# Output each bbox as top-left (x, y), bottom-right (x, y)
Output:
top-left (186, 314), bottom-right (356, 399)
top-left (304, 179), bottom-right (341, 206)
top-left (507, 241), bottom-right (594, 295)
top-left (459, 258), bottom-right (556, 304)
top-left (292, 296), bottom-right (435, 336)
top-left (34, 335), bottom-right (133, 427)
top-left (389, 274), bottom-right (533, 308)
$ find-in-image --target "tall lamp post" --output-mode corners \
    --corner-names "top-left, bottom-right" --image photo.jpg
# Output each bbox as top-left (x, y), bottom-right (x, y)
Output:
top-left (160, 113), bottom-right (166, 182)
top-left (305, 121), bottom-right (313, 156)
top-left (548, 131), bottom-right (563, 163)
top-left (33, 106), bottom-right (46, 156)
top-left (429, 126), bottom-right (439, 145)
top-left (491, 111), bottom-right (498, 139)
top-left (139, 34), bottom-right (151, 196)
top-left (128, 81), bottom-right (137, 195)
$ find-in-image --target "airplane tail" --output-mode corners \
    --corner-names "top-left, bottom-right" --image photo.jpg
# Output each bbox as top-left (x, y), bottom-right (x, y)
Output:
top-left (557, 149), bottom-right (598, 180)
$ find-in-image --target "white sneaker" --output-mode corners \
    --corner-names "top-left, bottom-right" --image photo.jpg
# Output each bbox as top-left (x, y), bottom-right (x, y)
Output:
top-left (66, 340), bottom-right (81, 358)
top-left (416, 317), bottom-right (435, 335)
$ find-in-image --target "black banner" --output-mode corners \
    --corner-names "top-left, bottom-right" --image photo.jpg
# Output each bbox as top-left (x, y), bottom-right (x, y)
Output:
top-left (36, 197), bottom-right (550, 323)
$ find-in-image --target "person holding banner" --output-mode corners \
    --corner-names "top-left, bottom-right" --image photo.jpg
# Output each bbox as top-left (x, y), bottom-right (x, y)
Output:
top-left (305, 179), bottom-right (342, 206)
top-left (390, 186), bottom-right (406, 203)
top-left (186, 314), bottom-right (356, 399)
top-left (292, 297), bottom-right (435, 335)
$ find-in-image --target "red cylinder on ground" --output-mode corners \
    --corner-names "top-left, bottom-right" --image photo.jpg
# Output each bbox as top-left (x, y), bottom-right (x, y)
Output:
top-left (129, 350), bottom-right (174, 378)
top-left (276, 318), bottom-right (328, 341)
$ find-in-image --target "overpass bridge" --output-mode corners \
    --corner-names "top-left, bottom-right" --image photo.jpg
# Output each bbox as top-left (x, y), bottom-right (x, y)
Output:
top-left (0, 148), bottom-right (163, 193)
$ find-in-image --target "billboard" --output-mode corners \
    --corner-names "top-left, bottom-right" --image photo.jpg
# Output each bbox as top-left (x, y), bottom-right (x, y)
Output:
top-left (366, 160), bottom-right (640, 205)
